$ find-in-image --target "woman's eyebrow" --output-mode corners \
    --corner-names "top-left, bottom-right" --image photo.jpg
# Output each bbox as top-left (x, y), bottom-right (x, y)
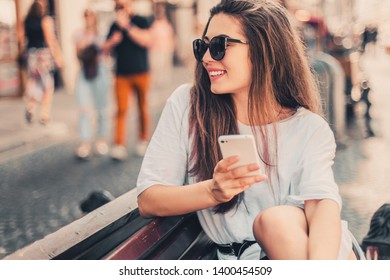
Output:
top-left (204, 33), bottom-right (232, 40)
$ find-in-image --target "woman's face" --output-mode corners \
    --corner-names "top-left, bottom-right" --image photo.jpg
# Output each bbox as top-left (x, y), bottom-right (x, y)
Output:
top-left (84, 11), bottom-right (95, 26)
top-left (202, 13), bottom-right (251, 97)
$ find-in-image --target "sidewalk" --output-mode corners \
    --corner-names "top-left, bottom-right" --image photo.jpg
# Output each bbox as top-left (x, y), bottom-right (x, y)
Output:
top-left (336, 46), bottom-right (390, 243)
top-left (0, 65), bottom-right (193, 162)
top-left (0, 91), bottom-right (77, 162)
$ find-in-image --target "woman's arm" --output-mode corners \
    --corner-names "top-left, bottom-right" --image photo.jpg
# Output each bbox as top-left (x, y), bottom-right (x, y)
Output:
top-left (138, 180), bottom-right (216, 218)
top-left (304, 199), bottom-right (342, 259)
top-left (138, 156), bottom-right (266, 218)
top-left (74, 38), bottom-right (86, 60)
top-left (17, 21), bottom-right (25, 51)
top-left (41, 16), bottom-right (63, 68)
top-left (290, 118), bottom-right (342, 259)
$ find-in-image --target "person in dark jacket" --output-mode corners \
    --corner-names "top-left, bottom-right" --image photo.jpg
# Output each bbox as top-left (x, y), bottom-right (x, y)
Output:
top-left (102, 0), bottom-right (153, 160)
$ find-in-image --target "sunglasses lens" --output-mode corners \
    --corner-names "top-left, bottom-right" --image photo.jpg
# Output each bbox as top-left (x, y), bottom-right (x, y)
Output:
top-left (115, 5), bottom-right (124, 11)
top-left (192, 37), bottom-right (227, 62)
top-left (209, 37), bottom-right (226, 61)
top-left (193, 39), bottom-right (208, 62)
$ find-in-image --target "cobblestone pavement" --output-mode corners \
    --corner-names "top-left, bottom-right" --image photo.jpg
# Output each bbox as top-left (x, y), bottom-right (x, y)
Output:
top-left (336, 47), bottom-right (390, 243)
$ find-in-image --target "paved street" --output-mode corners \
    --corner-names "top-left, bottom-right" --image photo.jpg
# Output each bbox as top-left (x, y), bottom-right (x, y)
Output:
top-left (0, 47), bottom-right (390, 259)
top-left (336, 47), bottom-right (390, 243)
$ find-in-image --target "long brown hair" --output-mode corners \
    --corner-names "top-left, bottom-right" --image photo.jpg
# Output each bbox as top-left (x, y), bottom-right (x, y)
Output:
top-left (26, 1), bottom-right (45, 20)
top-left (189, 0), bottom-right (322, 213)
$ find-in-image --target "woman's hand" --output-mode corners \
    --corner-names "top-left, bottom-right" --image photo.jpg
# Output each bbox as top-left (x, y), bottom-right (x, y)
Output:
top-left (210, 156), bottom-right (267, 203)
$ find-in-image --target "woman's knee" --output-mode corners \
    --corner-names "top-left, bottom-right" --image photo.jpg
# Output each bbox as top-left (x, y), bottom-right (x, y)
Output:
top-left (253, 206), bottom-right (307, 242)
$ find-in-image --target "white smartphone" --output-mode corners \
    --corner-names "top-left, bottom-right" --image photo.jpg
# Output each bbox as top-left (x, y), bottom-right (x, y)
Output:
top-left (218, 134), bottom-right (262, 177)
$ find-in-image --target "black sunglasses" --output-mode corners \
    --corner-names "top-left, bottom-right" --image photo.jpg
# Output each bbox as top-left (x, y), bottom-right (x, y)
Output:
top-left (115, 4), bottom-right (125, 11)
top-left (192, 35), bottom-right (248, 62)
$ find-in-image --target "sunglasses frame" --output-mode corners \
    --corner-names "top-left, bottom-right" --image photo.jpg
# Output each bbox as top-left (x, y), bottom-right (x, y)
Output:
top-left (193, 35), bottom-right (248, 62)
top-left (115, 4), bottom-right (125, 11)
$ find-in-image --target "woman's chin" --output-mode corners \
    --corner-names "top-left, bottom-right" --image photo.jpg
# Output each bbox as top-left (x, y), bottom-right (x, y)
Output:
top-left (210, 85), bottom-right (226, 95)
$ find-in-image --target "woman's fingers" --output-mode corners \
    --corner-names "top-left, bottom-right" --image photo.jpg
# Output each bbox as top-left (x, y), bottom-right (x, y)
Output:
top-left (216, 159), bottom-right (263, 180)
top-left (230, 163), bottom-right (261, 178)
top-left (214, 155), bottom-right (240, 173)
top-left (218, 170), bottom-right (267, 191)
top-left (212, 158), bottom-right (267, 203)
top-left (230, 174), bottom-right (267, 189)
top-left (211, 174), bottom-right (266, 203)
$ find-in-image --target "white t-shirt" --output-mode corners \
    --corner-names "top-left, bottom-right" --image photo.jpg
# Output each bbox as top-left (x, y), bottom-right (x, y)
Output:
top-left (137, 84), bottom-right (354, 260)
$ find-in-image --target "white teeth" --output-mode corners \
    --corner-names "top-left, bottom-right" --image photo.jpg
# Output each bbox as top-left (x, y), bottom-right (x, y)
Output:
top-left (209, 70), bottom-right (225, 77)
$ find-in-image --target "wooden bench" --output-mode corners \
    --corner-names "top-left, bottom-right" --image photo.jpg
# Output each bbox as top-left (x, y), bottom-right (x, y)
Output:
top-left (4, 190), bottom-right (216, 260)
top-left (5, 189), bottom-right (376, 260)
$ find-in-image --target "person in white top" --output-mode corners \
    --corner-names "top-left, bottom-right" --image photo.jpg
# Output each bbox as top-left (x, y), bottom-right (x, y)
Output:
top-left (149, 2), bottom-right (175, 87)
top-left (137, 0), bottom-right (363, 260)
top-left (73, 9), bottom-right (111, 159)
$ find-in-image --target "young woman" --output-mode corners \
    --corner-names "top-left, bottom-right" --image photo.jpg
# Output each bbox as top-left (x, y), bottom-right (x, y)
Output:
top-left (136, 0), bottom-right (363, 260)
top-left (21, 0), bottom-right (63, 125)
top-left (74, 9), bottom-right (110, 159)
top-left (149, 2), bottom-right (175, 87)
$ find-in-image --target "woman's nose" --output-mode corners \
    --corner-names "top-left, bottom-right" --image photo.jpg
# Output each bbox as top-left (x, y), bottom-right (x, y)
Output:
top-left (202, 47), bottom-right (213, 62)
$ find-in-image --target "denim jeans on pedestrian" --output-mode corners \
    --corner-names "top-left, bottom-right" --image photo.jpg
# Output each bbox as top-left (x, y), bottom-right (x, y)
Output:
top-left (76, 62), bottom-right (110, 142)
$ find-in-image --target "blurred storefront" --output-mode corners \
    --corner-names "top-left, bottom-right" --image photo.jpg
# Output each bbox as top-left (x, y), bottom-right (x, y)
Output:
top-left (0, 0), bottom-right (20, 97)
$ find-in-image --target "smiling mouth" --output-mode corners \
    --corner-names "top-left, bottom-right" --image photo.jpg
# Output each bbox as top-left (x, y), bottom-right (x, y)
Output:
top-left (209, 70), bottom-right (226, 78)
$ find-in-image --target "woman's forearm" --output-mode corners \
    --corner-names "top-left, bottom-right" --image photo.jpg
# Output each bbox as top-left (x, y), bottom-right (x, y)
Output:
top-left (42, 16), bottom-right (63, 67)
top-left (138, 156), bottom-right (264, 218)
top-left (137, 180), bottom-right (219, 218)
top-left (305, 199), bottom-right (342, 259)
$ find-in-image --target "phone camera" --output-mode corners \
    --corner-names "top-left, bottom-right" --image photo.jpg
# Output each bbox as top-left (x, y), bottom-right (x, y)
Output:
top-left (221, 140), bottom-right (225, 143)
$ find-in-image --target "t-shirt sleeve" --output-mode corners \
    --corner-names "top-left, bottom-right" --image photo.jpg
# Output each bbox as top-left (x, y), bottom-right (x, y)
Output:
top-left (136, 84), bottom-right (191, 196)
top-left (132, 15), bottom-right (152, 29)
top-left (287, 119), bottom-right (342, 208)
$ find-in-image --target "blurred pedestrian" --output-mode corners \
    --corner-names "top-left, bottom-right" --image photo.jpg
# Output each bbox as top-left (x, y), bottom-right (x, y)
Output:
top-left (102, 0), bottom-right (153, 160)
top-left (20, 0), bottom-right (63, 125)
top-left (361, 26), bottom-right (378, 54)
top-left (360, 80), bottom-right (371, 119)
top-left (73, 9), bottom-right (111, 160)
top-left (149, 2), bottom-right (175, 87)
